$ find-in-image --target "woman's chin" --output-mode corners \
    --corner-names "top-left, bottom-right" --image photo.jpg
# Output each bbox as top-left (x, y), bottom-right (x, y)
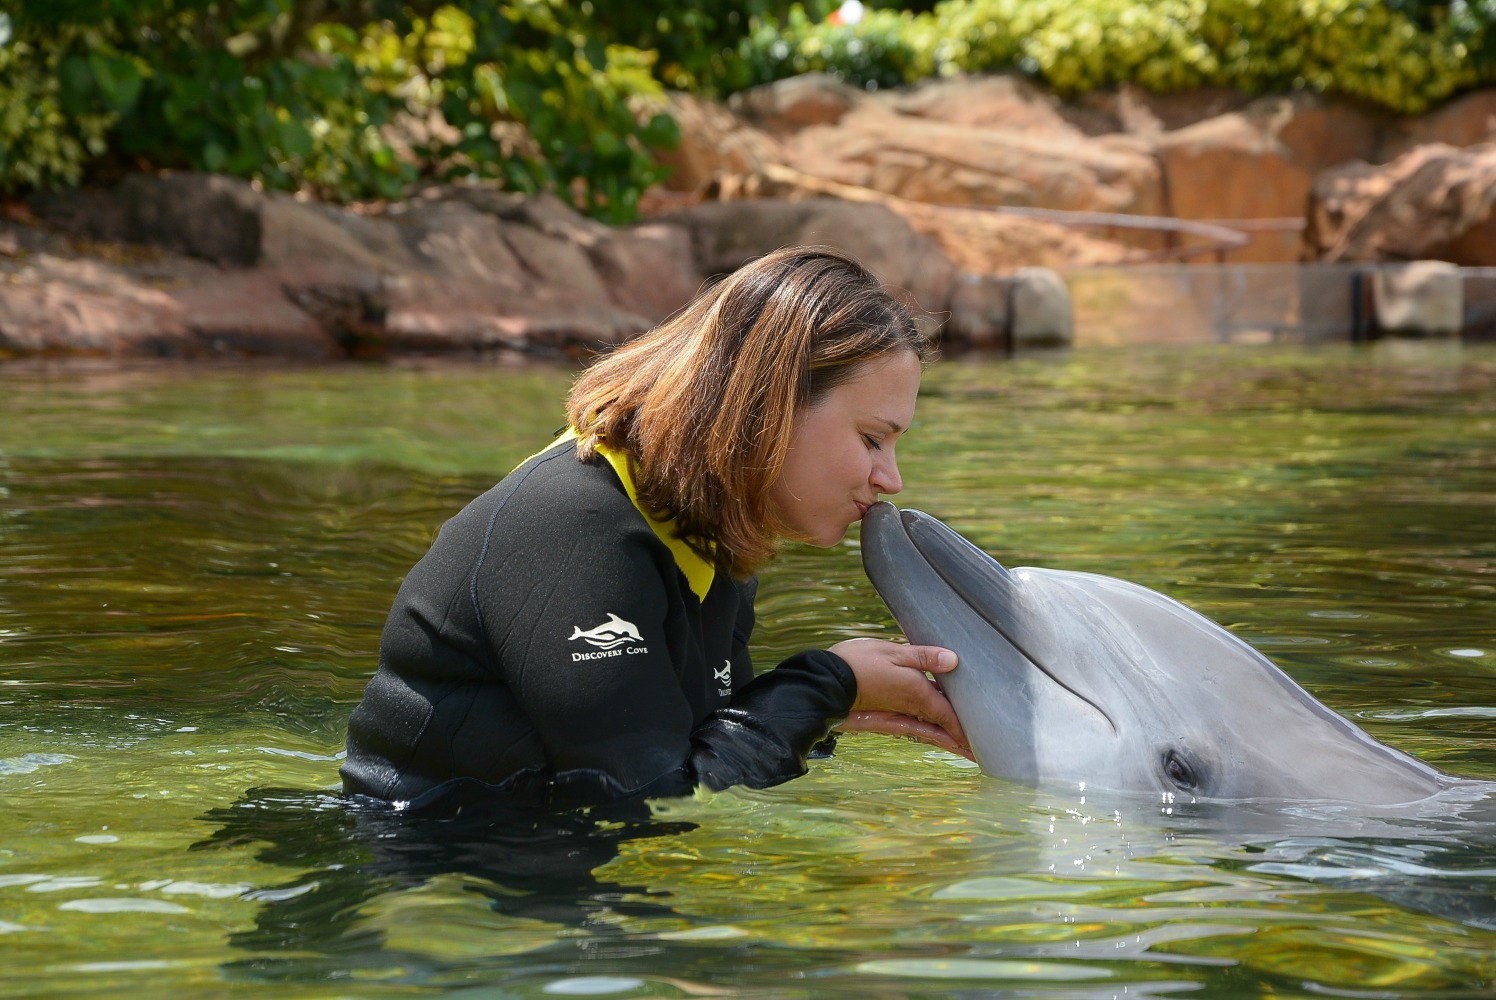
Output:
top-left (814, 526), bottom-right (852, 548)
top-left (783, 528), bottom-right (846, 549)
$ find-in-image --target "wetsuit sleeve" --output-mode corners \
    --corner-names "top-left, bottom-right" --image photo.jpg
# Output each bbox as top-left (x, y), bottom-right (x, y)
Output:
top-left (688, 648), bottom-right (856, 791)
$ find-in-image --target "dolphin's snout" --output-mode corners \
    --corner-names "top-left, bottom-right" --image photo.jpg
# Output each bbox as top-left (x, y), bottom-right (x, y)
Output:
top-left (863, 500), bottom-right (902, 532)
top-left (899, 508), bottom-right (1018, 588)
top-left (866, 504), bottom-right (1021, 621)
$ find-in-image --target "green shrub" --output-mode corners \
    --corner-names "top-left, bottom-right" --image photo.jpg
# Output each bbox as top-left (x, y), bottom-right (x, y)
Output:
top-left (1, 1), bottom-right (680, 221)
top-left (733, 4), bottom-right (935, 92)
top-left (1195, 0), bottom-right (1479, 110)
top-left (0, 30), bottom-right (116, 193)
top-left (5, 1), bottom-right (1494, 215)
top-left (736, 0), bottom-right (1495, 113)
top-left (580, 2), bottom-right (836, 93)
top-left (942, 0), bottom-right (1218, 95)
top-left (307, 5), bottom-right (680, 220)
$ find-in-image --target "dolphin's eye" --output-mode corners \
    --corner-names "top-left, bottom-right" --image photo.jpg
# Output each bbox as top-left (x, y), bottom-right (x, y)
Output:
top-left (1163, 750), bottom-right (1198, 791)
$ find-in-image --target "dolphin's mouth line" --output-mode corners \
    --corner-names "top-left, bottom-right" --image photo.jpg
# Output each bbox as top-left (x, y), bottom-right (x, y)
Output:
top-left (911, 528), bottom-right (1120, 738)
top-left (985, 627), bottom-right (1120, 739)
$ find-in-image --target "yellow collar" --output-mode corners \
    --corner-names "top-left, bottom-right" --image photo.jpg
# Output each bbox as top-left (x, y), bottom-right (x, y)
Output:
top-left (525, 430), bottom-right (716, 602)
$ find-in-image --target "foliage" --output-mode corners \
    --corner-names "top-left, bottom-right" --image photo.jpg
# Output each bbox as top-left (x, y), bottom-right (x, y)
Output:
top-left (583, 2), bottom-right (945, 93)
top-left (1190, 0), bottom-right (1480, 112)
top-left (0, 0), bottom-right (680, 222)
top-left (0, 28), bottom-right (117, 191)
top-left (736, 0), bottom-right (1495, 113)
top-left (4, 1), bottom-right (1494, 216)
top-left (580, 2), bottom-right (834, 93)
top-left (309, 4), bottom-right (682, 220)
top-left (733, 5), bottom-right (938, 92)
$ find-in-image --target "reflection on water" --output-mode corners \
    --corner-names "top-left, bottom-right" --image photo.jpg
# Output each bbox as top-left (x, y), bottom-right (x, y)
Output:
top-left (192, 786), bottom-right (694, 973)
top-left (2, 345), bottom-right (1495, 995)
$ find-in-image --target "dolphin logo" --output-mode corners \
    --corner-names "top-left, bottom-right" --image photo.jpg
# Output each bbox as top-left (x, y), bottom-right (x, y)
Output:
top-left (568, 613), bottom-right (644, 650)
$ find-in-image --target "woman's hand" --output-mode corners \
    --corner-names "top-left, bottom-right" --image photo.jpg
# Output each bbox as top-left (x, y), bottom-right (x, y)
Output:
top-left (828, 637), bottom-right (972, 760)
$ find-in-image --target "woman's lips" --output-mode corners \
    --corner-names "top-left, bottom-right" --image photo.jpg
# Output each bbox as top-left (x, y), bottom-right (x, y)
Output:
top-left (854, 501), bottom-right (871, 518)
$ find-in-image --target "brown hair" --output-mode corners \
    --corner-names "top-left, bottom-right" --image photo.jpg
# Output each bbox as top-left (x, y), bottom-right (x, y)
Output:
top-left (566, 245), bottom-right (933, 576)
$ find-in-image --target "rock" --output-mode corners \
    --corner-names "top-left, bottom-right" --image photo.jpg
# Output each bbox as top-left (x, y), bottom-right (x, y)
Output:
top-left (653, 92), bottom-right (785, 193)
top-left (259, 195), bottom-right (416, 278)
top-left (0, 254), bottom-right (188, 355)
top-left (670, 196), bottom-right (957, 314)
top-left (708, 161), bottom-right (1142, 272)
top-left (893, 202), bottom-right (1142, 273)
top-left (163, 270), bottom-right (344, 357)
top-left (285, 281), bottom-right (391, 356)
top-left (17, 73), bottom-right (1496, 360)
top-left (1382, 90), bottom-right (1496, 159)
top-left (12, 177), bottom-right (667, 358)
top-left (889, 73), bottom-right (1121, 137)
top-left (0, 248), bottom-right (337, 358)
top-left (438, 188), bottom-right (610, 243)
top-left (1009, 267), bottom-right (1074, 348)
top-left (376, 279), bottom-right (648, 354)
top-left (505, 223), bottom-right (614, 304)
top-left (365, 197), bottom-right (653, 353)
top-left (9, 169), bottom-right (965, 357)
top-left (784, 101), bottom-right (1165, 216)
top-left (116, 173), bottom-right (266, 267)
top-left (728, 72), bottom-right (865, 134)
top-left (721, 75), bottom-right (1211, 256)
top-left (1372, 260), bottom-right (1464, 336)
top-left (1156, 94), bottom-right (1383, 262)
top-left (943, 266), bottom-right (1074, 351)
top-left (1304, 143), bottom-right (1496, 265)
top-left (1080, 84), bottom-right (1256, 136)
top-left (1462, 269), bottom-right (1496, 341)
top-left (436, 188), bottom-right (703, 323)
top-left (693, 75), bottom-right (1496, 270)
top-left (429, 187), bottom-right (703, 324)
top-left (946, 273), bottom-right (1010, 350)
top-left (386, 199), bottom-right (531, 285)
top-left (31, 172), bottom-right (266, 267)
top-left (585, 222), bottom-right (703, 324)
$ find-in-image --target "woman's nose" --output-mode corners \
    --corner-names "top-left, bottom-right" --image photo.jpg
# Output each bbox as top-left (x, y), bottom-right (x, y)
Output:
top-left (871, 452), bottom-right (903, 496)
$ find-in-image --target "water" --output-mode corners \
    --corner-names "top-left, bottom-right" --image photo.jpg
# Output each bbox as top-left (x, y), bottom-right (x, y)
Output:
top-left (2, 343), bottom-right (1495, 996)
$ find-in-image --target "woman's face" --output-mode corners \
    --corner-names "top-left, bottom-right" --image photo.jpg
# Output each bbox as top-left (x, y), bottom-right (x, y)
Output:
top-left (769, 350), bottom-right (922, 547)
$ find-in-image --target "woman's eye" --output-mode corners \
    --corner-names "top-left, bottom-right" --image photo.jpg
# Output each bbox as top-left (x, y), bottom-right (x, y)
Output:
top-left (864, 434), bottom-right (882, 450)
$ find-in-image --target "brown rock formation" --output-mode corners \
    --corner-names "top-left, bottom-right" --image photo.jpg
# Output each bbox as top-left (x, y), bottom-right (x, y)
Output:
top-left (785, 101), bottom-right (1164, 216)
top-left (653, 92), bottom-right (787, 194)
top-left (10, 73), bottom-right (1496, 360)
top-left (1305, 143), bottom-right (1496, 265)
top-left (2, 172), bottom-right (986, 358)
top-left (1156, 95), bottom-right (1382, 261)
top-left (669, 74), bottom-right (1496, 267)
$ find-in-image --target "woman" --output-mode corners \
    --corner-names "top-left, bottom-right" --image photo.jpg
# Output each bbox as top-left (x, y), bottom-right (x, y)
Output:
top-left (342, 246), bottom-right (968, 809)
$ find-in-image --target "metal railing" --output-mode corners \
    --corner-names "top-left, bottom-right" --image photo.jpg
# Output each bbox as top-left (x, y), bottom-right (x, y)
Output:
top-left (718, 163), bottom-right (1310, 264)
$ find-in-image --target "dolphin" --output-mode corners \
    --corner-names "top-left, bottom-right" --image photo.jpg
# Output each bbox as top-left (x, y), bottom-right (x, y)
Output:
top-left (860, 502), bottom-right (1470, 805)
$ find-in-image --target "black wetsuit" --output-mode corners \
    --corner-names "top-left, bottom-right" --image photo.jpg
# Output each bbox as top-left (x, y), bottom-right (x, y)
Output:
top-left (341, 437), bottom-right (857, 809)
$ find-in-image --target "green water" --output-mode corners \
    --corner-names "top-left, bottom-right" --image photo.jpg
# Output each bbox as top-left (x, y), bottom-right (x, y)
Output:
top-left (3, 343), bottom-right (1495, 997)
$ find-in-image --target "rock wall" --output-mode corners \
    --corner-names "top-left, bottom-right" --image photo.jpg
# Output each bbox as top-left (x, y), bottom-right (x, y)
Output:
top-left (664, 74), bottom-right (1496, 268)
top-left (5, 72), bottom-right (1496, 360)
top-left (2, 174), bottom-right (987, 359)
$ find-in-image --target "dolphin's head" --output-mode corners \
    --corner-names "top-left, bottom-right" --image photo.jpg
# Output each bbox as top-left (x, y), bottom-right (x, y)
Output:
top-left (861, 503), bottom-right (1446, 805)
